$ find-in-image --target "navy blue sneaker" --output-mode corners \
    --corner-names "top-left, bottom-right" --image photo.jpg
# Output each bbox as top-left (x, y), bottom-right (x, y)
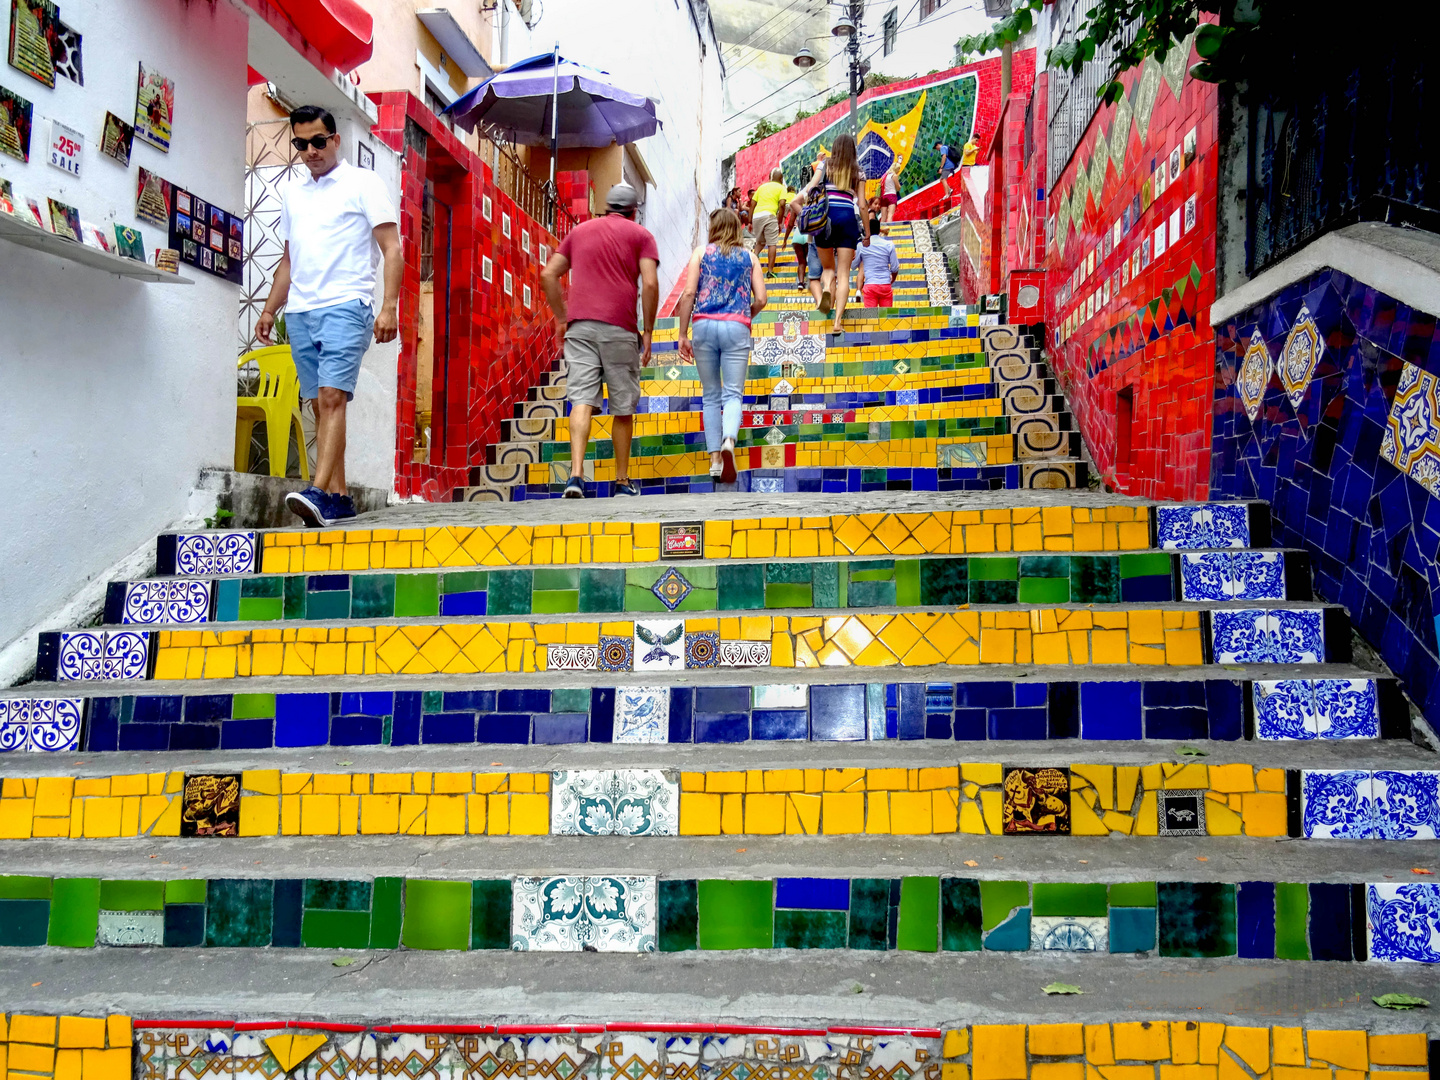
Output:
top-left (614, 479), bottom-right (641, 497)
top-left (328, 493), bottom-right (357, 522)
top-left (285, 486), bottom-right (329, 528)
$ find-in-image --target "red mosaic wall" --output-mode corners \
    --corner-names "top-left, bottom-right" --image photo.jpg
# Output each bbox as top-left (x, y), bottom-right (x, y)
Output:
top-left (371, 92), bottom-right (562, 501)
top-left (1044, 42), bottom-right (1219, 500)
top-left (733, 52), bottom-right (1033, 221)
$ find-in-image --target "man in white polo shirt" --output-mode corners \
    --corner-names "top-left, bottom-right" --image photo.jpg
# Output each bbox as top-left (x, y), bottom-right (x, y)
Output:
top-left (257, 105), bottom-right (402, 527)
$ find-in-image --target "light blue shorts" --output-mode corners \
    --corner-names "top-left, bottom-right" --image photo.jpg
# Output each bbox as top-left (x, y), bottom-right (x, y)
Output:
top-left (286, 299), bottom-right (373, 400)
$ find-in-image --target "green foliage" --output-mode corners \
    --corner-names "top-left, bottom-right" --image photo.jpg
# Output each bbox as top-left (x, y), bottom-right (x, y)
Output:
top-left (204, 506), bottom-right (235, 529)
top-left (739, 117), bottom-right (785, 150)
top-left (823, 72), bottom-right (909, 111)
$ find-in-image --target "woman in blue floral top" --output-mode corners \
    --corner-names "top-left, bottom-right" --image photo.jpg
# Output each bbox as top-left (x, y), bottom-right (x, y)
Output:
top-left (674, 208), bottom-right (768, 484)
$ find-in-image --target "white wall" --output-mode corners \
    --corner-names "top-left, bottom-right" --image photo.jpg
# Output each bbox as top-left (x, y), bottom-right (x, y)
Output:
top-left (0, 0), bottom-right (247, 654)
top-left (827, 0), bottom-right (992, 92)
top-left (534, 0), bottom-right (726, 299)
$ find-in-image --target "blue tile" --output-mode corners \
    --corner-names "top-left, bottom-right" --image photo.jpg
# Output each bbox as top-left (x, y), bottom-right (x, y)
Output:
top-left (897, 683), bottom-right (926, 739)
top-left (475, 713), bottom-right (530, 744)
top-left (85, 699), bottom-right (121, 751)
top-left (1014, 683), bottom-right (1046, 707)
top-left (775, 878), bottom-right (849, 910)
top-left (810, 684), bottom-right (866, 740)
top-left (274, 693), bottom-right (330, 747)
top-left (307, 574), bottom-right (348, 591)
top-left (444, 691), bottom-right (497, 712)
top-left (694, 686), bottom-right (749, 714)
top-left (339, 691), bottom-right (393, 717)
top-left (391, 692), bottom-right (422, 746)
top-left (499, 690), bottom-right (550, 712)
top-left (422, 713), bottom-right (477, 744)
top-left (752, 709), bottom-right (808, 740)
top-left (955, 682), bottom-right (1013, 708)
top-left (1080, 682), bottom-right (1142, 739)
top-left (953, 708), bottom-right (986, 740)
top-left (133, 695), bottom-right (183, 724)
top-left (1145, 706), bottom-right (1208, 739)
top-left (219, 717), bottom-right (273, 750)
top-left (665, 687), bottom-right (690, 742)
top-left (925, 712), bottom-right (952, 738)
top-left (1048, 682), bottom-right (1079, 738)
top-left (1108, 907), bottom-right (1157, 953)
top-left (1142, 681), bottom-right (1206, 706)
top-left (988, 708), bottom-right (1047, 739)
top-left (184, 695), bottom-right (233, 723)
top-left (331, 714), bottom-right (383, 745)
top-left (1307, 882), bottom-right (1354, 960)
top-left (1236, 881), bottom-right (1275, 959)
top-left (169, 724), bottom-right (221, 751)
top-left (694, 712), bottom-right (749, 742)
top-left (271, 879), bottom-right (303, 947)
top-left (117, 724), bottom-right (170, 751)
top-left (532, 713), bottom-right (589, 744)
top-left (1120, 576), bottom-right (1172, 602)
top-left (1205, 680), bottom-right (1244, 740)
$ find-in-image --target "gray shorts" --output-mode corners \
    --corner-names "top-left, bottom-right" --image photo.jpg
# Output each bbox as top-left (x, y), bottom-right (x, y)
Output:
top-left (565, 319), bottom-right (642, 416)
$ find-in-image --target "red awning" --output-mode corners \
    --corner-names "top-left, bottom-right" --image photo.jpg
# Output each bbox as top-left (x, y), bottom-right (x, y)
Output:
top-left (264, 0), bottom-right (373, 73)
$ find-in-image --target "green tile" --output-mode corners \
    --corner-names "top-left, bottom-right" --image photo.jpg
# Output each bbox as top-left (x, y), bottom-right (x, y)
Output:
top-left (1157, 882), bottom-right (1236, 958)
top-left (968, 580), bottom-right (1018, 604)
top-left (920, 558), bottom-right (969, 605)
top-left (302, 909), bottom-right (370, 949)
top-left (231, 694), bottom-right (275, 720)
top-left (401, 879), bottom-right (471, 950)
top-left (237, 597), bottom-right (283, 621)
top-left (1275, 882), bottom-right (1310, 960)
top-left (717, 563), bottom-right (765, 610)
top-left (164, 879), bottom-right (207, 905)
top-left (0, 898), bottom-right (51, 945)
top-left (470, 880), bottom-right (511, 950)
top-left (1070, 556), bottom-right (1120, 603)
top-left (894, 560), bottom-right (921, 606)
top-left (697, 880), bottom-right (773, 949)
top-left (534, 568), bottom-right (578, 590)
top-left (812, 562), bottom-right (840, 608)
top-left (304, 880), bottom-right (371, 911)
top-left (578, 568), bottom-right (626, 612)
top-left (442, 570), bottom-right (488, 594)
top-left (941, 877), bottom-right (982, 951)
top-left (304, 589), bottom-right (350, 621)
top-left (0, 876), bottom-right (51, 899)
top-left (764, 582), bottom-right (812, 608)
top-left (99, 880), bottom-right (164, 912)
top-left (979, 880), bottom-right (1029, 932)
top-left (485, 570), bottom-right (533, 617)
top-left (1017, 577), bottom-right (1070, 603)
top-left (659, 879), bottom-right (698, 952)
top-left (847, 878), bottom-right (892, 950)
top-left (1019, 555), bottom-right (1071, 578)
top-left (551, 688), bottom-right (591, 713)
top-left (240, 576), bottom-right (283, 598)
top-left (626, 583), bottom-right (669, 612)
top-left (394, 573), bottom-right (441, 617)
top-left (969, 557), bottom-right (1019, 580)
top-left (532, 590), bottom-right (579, 614)
top-left (847, 577), bottom-right (897, 607)
top-left (422, 690), bottom-right (443, 713)
top-left (1119, 552), bottom-right (1172, 578)
top-left (214, 578), bottom-right (241, 621)
top-left (773, 909), bottom-right (847, 949)
top-left (896, 876), bottom-right (939, 952)
top-left (351, 575), bottom-right (396, 618)
top-left (849, 560), bottom-right (895, 582)
top-left (765, 562), bottom-right (812, 584)
top-left (283, 575), bottom-right (305, 618)
top-left (204, 879), bottom-right (273, 947)
top-left (1032, 883), bottom-right (1108, 917)
top-left (1107, 881), bottom-right (1157, 907)
top-left (368, 877), bottom-right (403, 949)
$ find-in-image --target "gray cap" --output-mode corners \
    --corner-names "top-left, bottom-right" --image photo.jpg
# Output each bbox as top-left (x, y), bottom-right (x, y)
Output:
top-left (605, 183), bottom-right (639, 210)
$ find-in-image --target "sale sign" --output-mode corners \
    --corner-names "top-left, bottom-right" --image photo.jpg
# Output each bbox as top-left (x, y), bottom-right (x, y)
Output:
top-left (47, 119), bottom-right (81, 177)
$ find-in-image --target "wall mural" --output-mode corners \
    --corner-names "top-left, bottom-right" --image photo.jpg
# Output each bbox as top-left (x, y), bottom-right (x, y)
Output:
top-left (1044, 34), bottom-right (1219, 501)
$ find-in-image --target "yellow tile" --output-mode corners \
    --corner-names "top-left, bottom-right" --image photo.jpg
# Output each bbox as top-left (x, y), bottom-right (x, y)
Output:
top-left (360, 793), bottom-right (400, 834)
top-left (825, 768), bottom-right (866, 792)
top-left (1070, 794), bottom-right (1109, 835)
top-left (1206, 797), bottom-right (1242, 835)
top-left (822, 791), bottom-right (864, 834)
top-left (83, 1048), bottom-right (133, 1080)
top-left (720, 792), bottom-right (743, 833)
top-left (1224, 1028), bottom-right (1269, 1073)
top-left (1208, 764), bottom-right (1254, 793)
top-left (707, 771), bottom-right (746, 793)
top-left (1030, 1025), bottom-right (1085, 1056)
top-left (1306, 1032), bottom-right (1366, 1072)
top-left (942, 1030), bottom-right (970, 1058)
top-left (1256, 768), bottom-right (1286, 792)
top-left (1159, 1068), bottom-right (1215, 1080)
top-left (510, 794), bottom-right (549, 834)
top-left (1114, 1023), bottom-right (1170, 1062)
top-left (890, 790), bottom-right (933, 834)
top-left (1033, 1067), bottom-right (1083, 1080)
top-left (1163, 763), bottom-right (1209, 789)
top-left (12, 1044), bottom-right (57, 1072)
top-left (962, 763), bottom-right (1003, 786)
top-left (312, 773), bottom-right (350, 795)
top-left (237, 795), bottom-right (279, 837)
top-left (972, 1025), bottom-right (1027, 1080)
top-left (1369, 1035), bottom-right (1429, 1066)
top-left (0, 798), bottom-right (35, 839)
top-left (35, 776), bottom-right (74, 817)
top-left (745, 793), bottom-right (785, 834)
top-left (1241, 792), bottom-right (1288, 836)
top-left (1086, 1026), bottom-right (1114, 1066)
top-left (680, 792), bottom-right (721, 834)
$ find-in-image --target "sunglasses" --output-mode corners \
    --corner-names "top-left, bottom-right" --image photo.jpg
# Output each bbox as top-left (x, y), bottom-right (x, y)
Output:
top-left (291, 134), bottom-right (336, 151)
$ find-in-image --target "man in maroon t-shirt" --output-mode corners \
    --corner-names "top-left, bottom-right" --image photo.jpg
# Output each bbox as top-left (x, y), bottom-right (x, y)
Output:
top-left (540, 184), bottom-right (659, 498)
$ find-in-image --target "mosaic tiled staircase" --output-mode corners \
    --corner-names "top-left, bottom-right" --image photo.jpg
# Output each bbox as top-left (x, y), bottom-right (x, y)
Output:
top-left (459, 223), bottom-right (1086, 500)
top-left (3, 228), bottom-right (1439, 1034)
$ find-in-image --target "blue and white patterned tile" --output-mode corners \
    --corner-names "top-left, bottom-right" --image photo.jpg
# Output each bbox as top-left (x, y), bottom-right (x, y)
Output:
top-left (752, 477), bottom-right (786, 494)
top-left (57, 630), bottom-right (150, 681)
top-left (752, 334), bottom-right (825, 366)
top-left (0, 697), bottom-right (83, 752)
top-left (1311, 679), bottom-right (1380, 739)
top-left (1301, 769), bottom-right (1374, 839)
top-left (1178, 551), bottom-right (1285, 601)
top-left (1380, 361), bottom-right (1440, 497)
top-left (122, 580), bottom-right (213, 624)
top-left (614, 686), bottom-right (669, 744)
top-left (1031, 916), bottom-right (1108, 952)
top-left (549, 769), bottom-right (678, 836)
top-left (1371, 771), bottom-right (1440, 840)
top-left (1253, 680), bottom-right (1316, 740)
top-left (1155, 504), bottom-right (1250, 549)
top-left (634, 619), bottom-right (684, 672)
top-left (1210, 608), bottom-right (1323, 664)
top-left (1366, 883), bottom-right (1440, 962)
top-left (1277, 304), bottom-right (1322, 409)
top-left (511, 876), bottom-right (657, 952)
top-left (173, 531), bottom-right (257, 575)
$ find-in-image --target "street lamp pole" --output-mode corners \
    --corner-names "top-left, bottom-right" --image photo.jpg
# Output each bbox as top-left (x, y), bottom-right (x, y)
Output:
top-left (832, 0), bottom-right (864, 135)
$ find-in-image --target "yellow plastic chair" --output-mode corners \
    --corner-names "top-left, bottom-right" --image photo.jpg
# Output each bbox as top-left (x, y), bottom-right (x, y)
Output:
top-left (235, 345), bottom-right (310, 480)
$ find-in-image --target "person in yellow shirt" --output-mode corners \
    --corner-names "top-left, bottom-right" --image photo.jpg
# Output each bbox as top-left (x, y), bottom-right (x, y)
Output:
top-left (749, 168), bottom-right (789, 278)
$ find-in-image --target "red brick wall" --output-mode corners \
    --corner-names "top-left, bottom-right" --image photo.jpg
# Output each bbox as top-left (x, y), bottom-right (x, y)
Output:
top-left (371, 92), bottom-right (562, 501)
top-left (1043, 43), bottom-right (1219, 500)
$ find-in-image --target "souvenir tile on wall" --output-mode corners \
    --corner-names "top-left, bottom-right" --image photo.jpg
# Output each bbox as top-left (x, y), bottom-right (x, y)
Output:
top-left (180, 772), bottom-right (241, 836)
top-left (50, 15), bottom-right (80, 84)
top-left (169, 188), bottom-right (243, 283)
top-left (1366, 882), bottom-right (1440, 962)
top-left (549, 769), bottom-right (678, 836)
top-left (634, 619), bottom-right (684, 671)
top-left (135, 166), bottom-right (172, 227)
top-left (100, 110), bottom-right (133, 165)
top-left (134, 62), bottom-right (175, 151)
top-left (0, 697), bottom-right (82, 751)
top-left (1157, 789), bottom-right (1207, 835)
top-left (1379, 361), bottom-right (1440, 497)
top-left (7, 0), bottom-right (57, 86)
top-left (1002, 767), bottom-right (1070, 834)
top-left (0, 84), bottom-right (34, 162)
top-left (613, 686), bottom-right (669, 743)
top-left (46, 196), bottom-right (79, 240)
top-left (660, 522), bottom-right (703, 559)
top-left (511, 875), bottom-right (657, 952)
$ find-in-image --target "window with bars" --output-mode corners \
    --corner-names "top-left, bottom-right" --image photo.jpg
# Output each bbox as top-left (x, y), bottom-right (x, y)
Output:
top-left (883, 7), bottom-right (898, 54)
top-left (1045, 0), bottom-right (1136, 190)
top-left (920, 0), bottom-right (943, 20)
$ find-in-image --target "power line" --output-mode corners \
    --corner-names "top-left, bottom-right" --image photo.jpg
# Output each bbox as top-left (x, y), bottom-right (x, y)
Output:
top-left (721, 0), bottom-right (816, 57)
top-left (725, 8), bottom-right (821, 77)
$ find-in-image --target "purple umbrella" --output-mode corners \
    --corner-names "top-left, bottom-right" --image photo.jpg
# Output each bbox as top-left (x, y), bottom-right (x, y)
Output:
top-left (445, 50), bottom-right (660, 150)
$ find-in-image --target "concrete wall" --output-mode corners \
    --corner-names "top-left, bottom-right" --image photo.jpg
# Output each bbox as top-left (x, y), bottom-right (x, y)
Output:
top-left (0, 0), bottom-right (248, 655)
